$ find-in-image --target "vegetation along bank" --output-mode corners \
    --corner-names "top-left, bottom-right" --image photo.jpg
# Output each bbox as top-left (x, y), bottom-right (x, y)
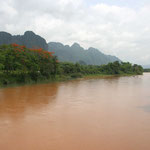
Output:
top-left (0, 44), bottom-right (143, 87)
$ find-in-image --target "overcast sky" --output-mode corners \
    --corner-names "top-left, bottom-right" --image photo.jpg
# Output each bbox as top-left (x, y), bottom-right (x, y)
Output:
top-left (1, 0), bottom-right (150, 65)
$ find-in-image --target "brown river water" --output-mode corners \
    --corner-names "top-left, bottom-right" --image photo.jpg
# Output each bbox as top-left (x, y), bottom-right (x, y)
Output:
top-left (0, 73), bottom-right (150, 150)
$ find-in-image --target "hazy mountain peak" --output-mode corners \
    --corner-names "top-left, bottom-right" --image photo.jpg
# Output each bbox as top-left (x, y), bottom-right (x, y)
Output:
top-left (88, 47), bottom-right (101, 53)
top-left (48, 42), bottom-right (120, 65)
top-left (71, 42), bottom-right (81, 48)
top-left (0, 31), bottom-right (48, 50)
top-left (0, 31), bottom-right (11, 35)
top-left (48, 42), bottom-right (64, 49)
top-left (24, 31), bottom-right (35, 36)
top-left (49, 42), bottom-right (64, 45)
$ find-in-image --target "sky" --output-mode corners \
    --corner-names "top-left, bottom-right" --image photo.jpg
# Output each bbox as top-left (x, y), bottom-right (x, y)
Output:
top-left (0, 0), bottom-right (150, 65)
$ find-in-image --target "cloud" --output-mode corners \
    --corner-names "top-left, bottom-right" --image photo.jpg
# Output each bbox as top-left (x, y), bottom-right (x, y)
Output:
top-left (0, 0), bottom-right (150, 65)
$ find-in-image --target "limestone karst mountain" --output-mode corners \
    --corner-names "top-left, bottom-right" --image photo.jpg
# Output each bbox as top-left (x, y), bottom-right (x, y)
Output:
top-left (0, 31), bottom-right (48, 50)
top-left (48, 42), bottom-right (120, 65)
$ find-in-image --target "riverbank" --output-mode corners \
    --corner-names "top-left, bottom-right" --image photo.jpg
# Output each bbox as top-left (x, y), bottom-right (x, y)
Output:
top-left (0, 73), bottom-right (142, 88)
top-left (83, 73), bottom-right (139, 78)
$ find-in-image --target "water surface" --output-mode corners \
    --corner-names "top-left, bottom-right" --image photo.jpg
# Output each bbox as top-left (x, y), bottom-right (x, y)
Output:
top-left (0, 73), bottom-right (150, 150)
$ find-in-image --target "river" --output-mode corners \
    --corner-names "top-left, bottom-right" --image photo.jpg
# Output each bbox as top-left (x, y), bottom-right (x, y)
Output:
top-left (0, 73), bottom-right (150, 150)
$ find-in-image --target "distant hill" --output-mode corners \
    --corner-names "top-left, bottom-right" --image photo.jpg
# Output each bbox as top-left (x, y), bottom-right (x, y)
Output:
top-left (142, 65), bottom-right (150, 69)
top-left (48, 42), bottom-right (120, 65)
top-left (0, 31), bottom-right (48, 50)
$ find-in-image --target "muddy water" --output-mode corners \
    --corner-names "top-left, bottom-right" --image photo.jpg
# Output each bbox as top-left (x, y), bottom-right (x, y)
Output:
top-left (0, 73), bottom-right (150, 150)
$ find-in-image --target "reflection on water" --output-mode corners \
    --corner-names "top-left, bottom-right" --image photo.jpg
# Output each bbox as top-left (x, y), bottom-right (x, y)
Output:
top-left (0, 73), bottom-right (150, 150)
top-left (0, 83), bottom-right (58, 119)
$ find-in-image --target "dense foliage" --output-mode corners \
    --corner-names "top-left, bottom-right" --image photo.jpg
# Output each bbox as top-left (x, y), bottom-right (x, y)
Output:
top-left (0, 44), bottom-right (58, 85)
top-left (58, 61), bottom-right (143, 77)
top-left (0, 44), bottom-right (143, 86)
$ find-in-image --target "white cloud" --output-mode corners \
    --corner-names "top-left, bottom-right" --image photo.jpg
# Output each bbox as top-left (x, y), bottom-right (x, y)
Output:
top-left (0, 0), bottom-right (150, 65)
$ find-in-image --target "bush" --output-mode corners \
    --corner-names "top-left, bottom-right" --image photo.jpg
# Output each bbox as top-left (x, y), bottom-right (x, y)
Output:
top-left (70, 73), bottom-right (83, 78)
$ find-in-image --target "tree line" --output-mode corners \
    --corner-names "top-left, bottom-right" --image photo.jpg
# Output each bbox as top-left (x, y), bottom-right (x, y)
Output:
top-left (143, 68), bottom-right (150, 72)
top-left (0, 44), bottom-right (143, 86)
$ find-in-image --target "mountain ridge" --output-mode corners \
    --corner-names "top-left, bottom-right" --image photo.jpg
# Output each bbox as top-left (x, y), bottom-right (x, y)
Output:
top-left (0, 31), bottom-right (48, 50)
top-left (48, 42), bottom-right (120, 65)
